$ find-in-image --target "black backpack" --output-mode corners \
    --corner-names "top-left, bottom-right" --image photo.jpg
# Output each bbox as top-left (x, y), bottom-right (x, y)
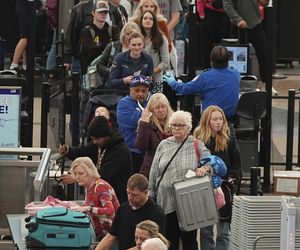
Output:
top-left (79, 25), bottom-right (95, 73)
top-left (79, 25), bottom-right (112, 73)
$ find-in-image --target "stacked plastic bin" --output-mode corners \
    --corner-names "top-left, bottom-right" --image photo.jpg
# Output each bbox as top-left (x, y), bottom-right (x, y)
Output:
top-left (230, 196), bottom-right (282, 249)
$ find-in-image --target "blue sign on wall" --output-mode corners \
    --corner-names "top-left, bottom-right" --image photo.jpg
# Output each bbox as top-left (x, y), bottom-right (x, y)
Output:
top-left (0, 86), bottom-right (21, 159)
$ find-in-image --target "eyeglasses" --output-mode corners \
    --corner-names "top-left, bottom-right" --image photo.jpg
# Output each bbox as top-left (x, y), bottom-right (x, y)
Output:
top-left (170, 123), bottom-right (187, 129)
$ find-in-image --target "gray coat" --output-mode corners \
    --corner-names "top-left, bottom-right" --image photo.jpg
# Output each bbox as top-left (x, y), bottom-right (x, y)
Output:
top-left (144, 35), bottom-right (170, 84)
top-left (223, 0), bottom-right (267, 29)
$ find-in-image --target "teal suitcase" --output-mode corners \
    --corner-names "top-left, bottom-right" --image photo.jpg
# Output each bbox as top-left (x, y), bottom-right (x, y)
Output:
top-left (25, 206), bottom-right (94, 248)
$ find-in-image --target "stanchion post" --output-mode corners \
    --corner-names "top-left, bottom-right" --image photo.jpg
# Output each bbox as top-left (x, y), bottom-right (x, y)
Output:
top-left (250, 167), bottom-right (260, 195)
top-left (71, 73), bottom-right (80, 146)
top-left (286, 89), bottom-right (295, 170)
top-left (262, 3), bottom-right (274, 192)
top-left (40, 82), bottom-right (50, 148)
top-left (181, 1), bottom-right (197, 116)
top-left (24, 0), bottom-right (36, 147)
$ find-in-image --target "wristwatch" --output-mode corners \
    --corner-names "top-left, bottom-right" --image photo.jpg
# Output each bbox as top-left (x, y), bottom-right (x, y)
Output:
top-left (89, 206), bottom-right (93, 213)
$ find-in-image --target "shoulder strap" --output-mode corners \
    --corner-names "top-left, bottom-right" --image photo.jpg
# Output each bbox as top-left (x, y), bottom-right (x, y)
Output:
top-left (108, 25), bottom-right (112, 40)
top-left (107, 42), bottom-right (116, 67)
top-left (110, 42), bottom-right (116, 57)
top-left (194, 139), bottom-right (200, 161)
top-left (85, 25), bottom-right (95, 39)
top-left (156, 136), bottom-right (188, 192)
top-left (90, 26), bottom-right (96, 39)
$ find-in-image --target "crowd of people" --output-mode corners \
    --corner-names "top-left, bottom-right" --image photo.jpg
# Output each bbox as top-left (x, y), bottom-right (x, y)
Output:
top-left (9, 0), bottom-right (278, 249)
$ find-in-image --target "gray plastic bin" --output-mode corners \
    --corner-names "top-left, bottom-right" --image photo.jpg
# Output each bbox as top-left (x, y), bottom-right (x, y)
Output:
top-left (240, 75), bottom-right (258, 92)
top-left (173, 176), bottom-right (219, 231)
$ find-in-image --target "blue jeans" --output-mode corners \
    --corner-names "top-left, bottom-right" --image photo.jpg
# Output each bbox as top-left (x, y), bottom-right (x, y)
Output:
top-left (46, 29), bottom-right (56, 71)
top-left (200, 222), bottom-right (230, 250)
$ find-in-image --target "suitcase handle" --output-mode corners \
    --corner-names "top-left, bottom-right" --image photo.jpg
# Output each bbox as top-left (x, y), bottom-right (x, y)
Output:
top-left (41, 207), bottom-right (68, 218)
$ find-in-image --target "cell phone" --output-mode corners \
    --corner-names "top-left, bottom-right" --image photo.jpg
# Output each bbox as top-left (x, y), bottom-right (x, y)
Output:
top-left (164, 70), bottom-right (175, 77)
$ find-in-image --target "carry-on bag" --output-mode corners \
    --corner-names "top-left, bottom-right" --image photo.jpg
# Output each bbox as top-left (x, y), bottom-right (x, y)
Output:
top-left (25, 206), bottom-right (94, 248)
top-left (173, 176), bottom-right (219, 231)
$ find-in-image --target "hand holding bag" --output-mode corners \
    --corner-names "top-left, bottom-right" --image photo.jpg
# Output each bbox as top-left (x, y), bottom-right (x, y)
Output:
top-left (194, 139), bottom-right (226, 209)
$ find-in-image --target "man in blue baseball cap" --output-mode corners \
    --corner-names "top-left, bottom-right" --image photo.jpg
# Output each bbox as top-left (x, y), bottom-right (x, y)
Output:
top-left (117, 75), bottom-right (151, 173)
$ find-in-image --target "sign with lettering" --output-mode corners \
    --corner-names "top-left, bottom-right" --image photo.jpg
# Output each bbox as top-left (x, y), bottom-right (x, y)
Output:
top-left (0, 86), bottom-right (21, 159)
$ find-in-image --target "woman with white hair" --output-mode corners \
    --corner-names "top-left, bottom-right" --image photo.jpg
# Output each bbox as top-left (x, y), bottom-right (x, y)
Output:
top-left (148, 110), bottom-right (211, 250)
top-left (70, 157), bottom-right (120, 240)
top-left (141, 238), bottom-right (168, 250)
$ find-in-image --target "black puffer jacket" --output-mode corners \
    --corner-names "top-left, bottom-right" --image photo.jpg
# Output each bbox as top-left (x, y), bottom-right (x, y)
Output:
top-left (66, 132), bottom-right (133, 203)
top-left (205, 135), bottom-right (242, 223)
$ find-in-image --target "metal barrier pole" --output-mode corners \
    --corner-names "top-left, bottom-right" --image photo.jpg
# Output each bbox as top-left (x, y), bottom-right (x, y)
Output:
top-left (250, 167), bottom-right (260, 195)
top-left (181, 2), bottom-right (197, 117)
top-left (71, 73), bottom-right (80, 146)
top-left (262, 3), bottom-right (274, 192)
top-left (24, 0), bottom-right (36, 147)
top-left (0, 147), bottom-right (52, 200)
top-left (40, 82), bottom-right (50, 147)
top-left (286, 89), bottom-right (295, 170)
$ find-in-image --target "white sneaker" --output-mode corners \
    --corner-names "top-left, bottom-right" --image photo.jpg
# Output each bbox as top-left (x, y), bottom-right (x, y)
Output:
top-left (272, 86), bottom-right (278, 96)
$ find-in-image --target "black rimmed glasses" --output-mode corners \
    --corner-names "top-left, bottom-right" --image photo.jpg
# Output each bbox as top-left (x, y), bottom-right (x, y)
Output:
top-left (170, 123), bottom-right (187, 129)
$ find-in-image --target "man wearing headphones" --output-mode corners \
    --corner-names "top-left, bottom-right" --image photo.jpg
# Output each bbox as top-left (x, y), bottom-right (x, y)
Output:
top-left (163, 46), bottom-right (240, 123)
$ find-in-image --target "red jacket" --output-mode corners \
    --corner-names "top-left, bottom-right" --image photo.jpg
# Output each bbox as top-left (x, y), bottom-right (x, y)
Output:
top-left (196, 0), bottom-right (224, 18)
top-left (85, 178), bottom-right (120, 238)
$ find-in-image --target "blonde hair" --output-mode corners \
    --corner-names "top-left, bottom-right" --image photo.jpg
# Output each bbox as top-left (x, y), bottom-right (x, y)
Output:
top-left (70, 157), bottom-right (100, 179)
top-left (136, 220), bottom-right (170, 248)
top-left (169, 110), bottom-right (193, 133)
top-left (130, 0), bottom-right (166, 25)
top-left (193, 105), bottom-right (229, 151)
top-left (128, 31), bottom-right (145, 45)
top-left (145, 93), bottom-right (173, 134)
top-left (120, 21), bottom-right (141, 46)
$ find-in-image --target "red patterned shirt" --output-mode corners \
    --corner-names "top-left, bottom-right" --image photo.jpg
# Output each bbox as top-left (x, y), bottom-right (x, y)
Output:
top-left (85, 178), bottom-right (120, 238)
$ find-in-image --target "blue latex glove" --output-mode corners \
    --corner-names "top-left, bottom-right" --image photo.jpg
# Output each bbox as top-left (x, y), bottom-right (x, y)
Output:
top-left (163, 73), bottom-right (176, 87)
top-left (212, 175), bottom-right (222, 188)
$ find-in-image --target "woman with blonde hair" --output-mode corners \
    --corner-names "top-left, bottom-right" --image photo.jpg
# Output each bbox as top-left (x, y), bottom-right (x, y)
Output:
top-left (193, 105), bottom-right (241, 250)
top-left (119, 21), bottom-right (142, 51)
top-left (70, 157), bottom-right (120, 240)
top-left (135, 93), bottom-right (173, 178)
top-left (129, 220), bottom-right (169, 250)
